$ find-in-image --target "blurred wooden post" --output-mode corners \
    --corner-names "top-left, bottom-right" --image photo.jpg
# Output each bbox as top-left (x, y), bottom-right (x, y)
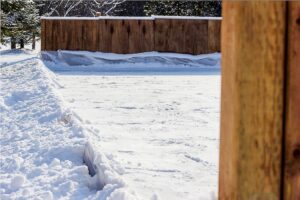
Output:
top-left (219, 2), bottom-right (286, 199)
top-left (284, 2), bottom-right (300, 200)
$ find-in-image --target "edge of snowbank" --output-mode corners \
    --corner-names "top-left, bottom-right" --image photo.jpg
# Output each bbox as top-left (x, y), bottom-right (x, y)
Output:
top-left (40, 59), bottom-right (140, 199)
top-left (41, 51), bottom-right (221, 74)
top-left (41, 59), bottom-right (140, 199)
top-left (0, 58), bottom-right (139, 200)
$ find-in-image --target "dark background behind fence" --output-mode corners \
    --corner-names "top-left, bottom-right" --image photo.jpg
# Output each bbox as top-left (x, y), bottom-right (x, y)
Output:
top-left (41, 17), bottom-right (221, 54)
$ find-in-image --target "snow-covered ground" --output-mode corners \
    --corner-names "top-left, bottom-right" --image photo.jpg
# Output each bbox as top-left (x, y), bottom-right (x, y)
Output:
top-left (57, 74), bottom-right (220, 200)
top-left (1, 49), bottom-right (220, 200)
top-left (0, 51), bottom-right (138, 200)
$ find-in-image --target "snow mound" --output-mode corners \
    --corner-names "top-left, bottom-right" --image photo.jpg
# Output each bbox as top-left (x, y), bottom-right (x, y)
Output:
top-left (0, 58), bottom-right (139, 200)
top-left (42, 51), bottom-right (220, 74)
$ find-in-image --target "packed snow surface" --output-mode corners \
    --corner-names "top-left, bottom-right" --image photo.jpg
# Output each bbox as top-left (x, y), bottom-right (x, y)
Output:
top-left (57, 74), bottom-right (220, 200)
top-left (1, 49), bottom-right (220, 200)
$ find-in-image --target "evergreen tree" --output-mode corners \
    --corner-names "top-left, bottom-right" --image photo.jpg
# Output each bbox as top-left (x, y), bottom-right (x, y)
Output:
top-left (1, 0), bottom-right (40, 49)
top-left (22, 1), bottom-right (40, 49)
top-left (113, 1), bottom-right (146, 16)
top-left (144, 1), bottom-right (221, 17)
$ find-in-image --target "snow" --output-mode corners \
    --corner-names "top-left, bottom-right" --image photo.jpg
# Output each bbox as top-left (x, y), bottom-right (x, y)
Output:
top-left (0, 50), bottom-right (37, 67)
top-left (1, 49), bottom-right (220, 200)
top-left (0, 53), bottom-right (138, 200)
top-left (151, 16), bottom-right (222, 20)
top-left (42, 51), bottom-right (220, 75)
top-left (56, 74), bottom-right (220, 200)
top-left (10, 175), bottom-right (26, 191)
top-left (41, 16), bottom-right (222, 20)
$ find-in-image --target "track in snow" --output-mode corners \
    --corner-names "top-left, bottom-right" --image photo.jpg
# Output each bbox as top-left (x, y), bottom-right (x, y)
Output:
top-left (56, 73), bottom-right (220, 200)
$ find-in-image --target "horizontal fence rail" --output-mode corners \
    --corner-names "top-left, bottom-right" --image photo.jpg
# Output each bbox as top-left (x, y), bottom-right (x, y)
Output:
top-left (41, 16), bottom-right (221, 54)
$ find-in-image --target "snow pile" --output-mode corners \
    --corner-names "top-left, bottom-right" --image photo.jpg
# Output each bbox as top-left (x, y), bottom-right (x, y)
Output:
top-left (0, 49), bottom-right (38, 67)
top-left (42, 51), bottom-right (220, 74)
top-left (0, 58), bottom-right (138, 200)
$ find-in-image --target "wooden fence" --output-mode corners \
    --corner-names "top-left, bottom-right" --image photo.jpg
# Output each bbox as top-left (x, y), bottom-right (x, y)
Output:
top-left (41, 16), bottom-right (221, 54)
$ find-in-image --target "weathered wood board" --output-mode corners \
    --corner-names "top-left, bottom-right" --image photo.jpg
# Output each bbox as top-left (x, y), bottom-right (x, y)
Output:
top-left (219, 2), bottom-right (286, 199)
top-left (284, 2), bottom-right (300, 200)
top-left (41, 18), bottom-right (221, 54)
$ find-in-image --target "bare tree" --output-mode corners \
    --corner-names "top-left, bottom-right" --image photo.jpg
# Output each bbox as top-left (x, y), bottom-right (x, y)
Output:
top-left (36, 0), bottom-right (126, 17)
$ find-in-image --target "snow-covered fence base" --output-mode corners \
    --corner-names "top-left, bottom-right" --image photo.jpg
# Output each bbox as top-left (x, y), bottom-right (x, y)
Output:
top-left (41, 50), bottom-right (221, 74)
top-left (41, 16), bottom-right (221, 55)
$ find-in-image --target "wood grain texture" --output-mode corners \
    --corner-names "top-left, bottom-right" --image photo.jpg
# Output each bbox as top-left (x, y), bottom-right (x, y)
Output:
top-left (41, 18), bottom-right (220, 54)
top-left (141, 20), bottom-right (155, 52)
top-left (41, 19), bottom-right (46, 50)
top-left (284, 2), bottom-right (300, 200)
top-left (169, 19), bottom-right (185, 53)
top-left (111, 20), bottom-right (129, 54)
top-left (63, 20), bottom-right (81, 51)
top-left (56, 20), bottom-right (67, 50)
top-left (192, 20), bottom-right (208, 54)
top-left (82, 20), bottom-right (98, 51)
top-left (219, 2), bottom-right (286, 200)
top-left (208, 20), bottom-right (221, 52)
top-left (51, 20), bottom-right (61, 50)
top-left (99, 19), bottom-right (112, 52)
top-left (154, 19), bottom-right (171, 53)
top-left (154, 19), bottom-right (210, 54)
top-left (45, 20), bottom-right (53, 51)
top-left (127, 20), bottom-right (154, 53)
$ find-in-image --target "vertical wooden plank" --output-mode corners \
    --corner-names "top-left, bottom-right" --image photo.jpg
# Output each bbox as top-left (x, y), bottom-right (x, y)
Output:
top-left (169, 19), bottom-right (185, 53)
top-left (110, 19), bottom-right (129, 54)
top-left (82, 20), bottom-right (98, 51)
top-left (284, 2), bottom-right (300, 200)
top-left (154, 19), bottom-right (171, 53)
top-left (67, 20), bottom-right (83, 51)
top-left (51, 20), bottom-right (61, 51)
top-left (193, 20), bottom-right (208, 54)
top-left (76, 20), bottom-right (84, 51)
top-left (99, 19), bottom-right (112, 52)
top-left (141, 20), bottom-right (154, 52)
top-left (127, 20), bottom-right (154, 53)
top-left (208, 20), bottom-right (221, 52)
top-left (127, 20), bottom-right (140, 53)
top-left (40, 19), bottom-right (46, 51)
top-left (45, 20), bottom-right (53, 51)
top-left (64, 20), bottom-right (74, 50)
top-left (219, 2), bottom-right (286, 200)
top-left (60, 20), bottom-right (69, 50)
top-left (182, 19), bottom-right (192, 54)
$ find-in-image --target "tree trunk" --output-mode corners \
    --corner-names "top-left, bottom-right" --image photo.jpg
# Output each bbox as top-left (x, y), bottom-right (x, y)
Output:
top-left (11, 37), bottom-right (16, 49)
top-left (20, 38), bottom-right (24, 49)
top-left (32, 33), bottom-right (36, 50)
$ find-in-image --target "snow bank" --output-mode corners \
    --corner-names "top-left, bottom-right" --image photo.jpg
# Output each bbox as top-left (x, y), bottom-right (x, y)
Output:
top-left (42, 51), bottom-right (220, 74)
top-left (0, 58), bottom-right (138, 199)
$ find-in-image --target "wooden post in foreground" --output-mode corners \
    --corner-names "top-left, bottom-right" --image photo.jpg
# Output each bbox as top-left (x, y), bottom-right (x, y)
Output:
top-left (219, 2), bottom-right (286, 199)
top-left (219, 1), bottom-right (300, 199)
top-left (284, 2), bottom-right (300, 200)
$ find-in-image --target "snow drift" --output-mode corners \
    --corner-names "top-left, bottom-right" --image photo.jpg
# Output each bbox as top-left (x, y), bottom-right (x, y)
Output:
top-left (41, 50), bottom-right (220, 74)
top-left (0, 58), bottom-right (138, 200)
